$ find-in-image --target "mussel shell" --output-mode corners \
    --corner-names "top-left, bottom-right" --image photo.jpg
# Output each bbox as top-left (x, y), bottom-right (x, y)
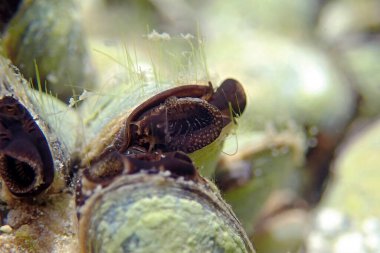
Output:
top-left (80, 79), bottom-right (245, 177)
top-left (79, 173), bottom-right (255, 253)
top-left (0, 56), bottom-right (79, 251)
top-left (2, 0), bottom-right (95, 102)
top-left (0, 56), bottom-right (79, 198)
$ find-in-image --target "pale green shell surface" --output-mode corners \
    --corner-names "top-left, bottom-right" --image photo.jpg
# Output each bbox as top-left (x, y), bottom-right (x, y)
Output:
top-left (321, 118), bottom-right (380, 220)
top-left (80, 81), bottom-right (173, 141)
top-left (25, 88), bottom-right (81, 157)
top-left (306, 118), bottom-right (380, 253)
top-left (3, 0), bottom-right (95, 101)
top-left (81, 174), bottom-right (254, 253)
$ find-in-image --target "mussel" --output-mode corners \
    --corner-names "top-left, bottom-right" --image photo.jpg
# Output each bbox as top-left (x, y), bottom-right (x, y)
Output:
top-left (0, 56), bottom-right (79, 199)
top-left (2, 0), bottom-right (95, 102)
top-left (81, 78), bottom-right (246, 178)
top-left (0, 56), bottom-right (80, 251)
top-left (78, 150), bottom-right (254, 253)
top-left (77, 78), bottom-right (254, 252)
top-left (0, 96), bottom-right (54, 197)
top-left (0, 51), bottom-right (253, 252)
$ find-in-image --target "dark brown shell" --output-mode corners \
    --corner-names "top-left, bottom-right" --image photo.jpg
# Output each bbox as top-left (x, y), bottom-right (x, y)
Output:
top-left (208, 78), bottom-right (247, 118)
top-left (116, 79), bottom-right (246, 154)
top-left (128, 97), bottom-right (224, 153)
top-left (83, 79), bottom-right (247, 187)
top-left (84, 150), bottom-right (201, 185)
top-left (0, 96), bottom-right (54, 197)
top-left (115, 83), bottom-right (214, 152)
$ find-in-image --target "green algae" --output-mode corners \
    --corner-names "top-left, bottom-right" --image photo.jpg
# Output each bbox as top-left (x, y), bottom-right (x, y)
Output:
top-left (84, 176), bottom-right (252, 253)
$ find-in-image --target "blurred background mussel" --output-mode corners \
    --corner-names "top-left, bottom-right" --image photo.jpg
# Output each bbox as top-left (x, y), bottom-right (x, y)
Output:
top-left (1, 0), bottom-right (96, 102)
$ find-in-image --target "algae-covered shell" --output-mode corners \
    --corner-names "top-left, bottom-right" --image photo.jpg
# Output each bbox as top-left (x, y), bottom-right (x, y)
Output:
top-left (79, 169), bottom-right (255, 253)
top-left (2, 0), bottom-right (95, 102)
top-left (76, 74), bottom-right (252, 252)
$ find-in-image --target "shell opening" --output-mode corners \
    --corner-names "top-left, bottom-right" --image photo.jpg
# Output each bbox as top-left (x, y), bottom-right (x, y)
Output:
top-left (130, 97), bottom-right (223, 153)
top-left (0, 96), bottom-right (54, 197)
top-left (0, 154), bottom-right (37, 194)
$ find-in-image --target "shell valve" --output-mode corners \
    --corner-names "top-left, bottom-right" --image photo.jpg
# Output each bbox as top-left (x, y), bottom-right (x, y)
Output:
top-left (77, 79), bottom-right (254, 252)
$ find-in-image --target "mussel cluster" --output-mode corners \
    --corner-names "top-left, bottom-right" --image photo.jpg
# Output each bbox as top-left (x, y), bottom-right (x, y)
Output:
top-left (77, 78), bottom-right (251, 252)
top-left (0, 54), bottom-right (254, 252)
top-left (4, 0), bottom-right (380, 252)
top-left (0, 0), bottom-right (257, 251)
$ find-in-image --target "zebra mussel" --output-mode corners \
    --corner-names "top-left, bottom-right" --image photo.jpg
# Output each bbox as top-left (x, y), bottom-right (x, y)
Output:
top-left (77, 78), bottom-right (254, 252)
top-left (0, 56), bottom-right (80, 252)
